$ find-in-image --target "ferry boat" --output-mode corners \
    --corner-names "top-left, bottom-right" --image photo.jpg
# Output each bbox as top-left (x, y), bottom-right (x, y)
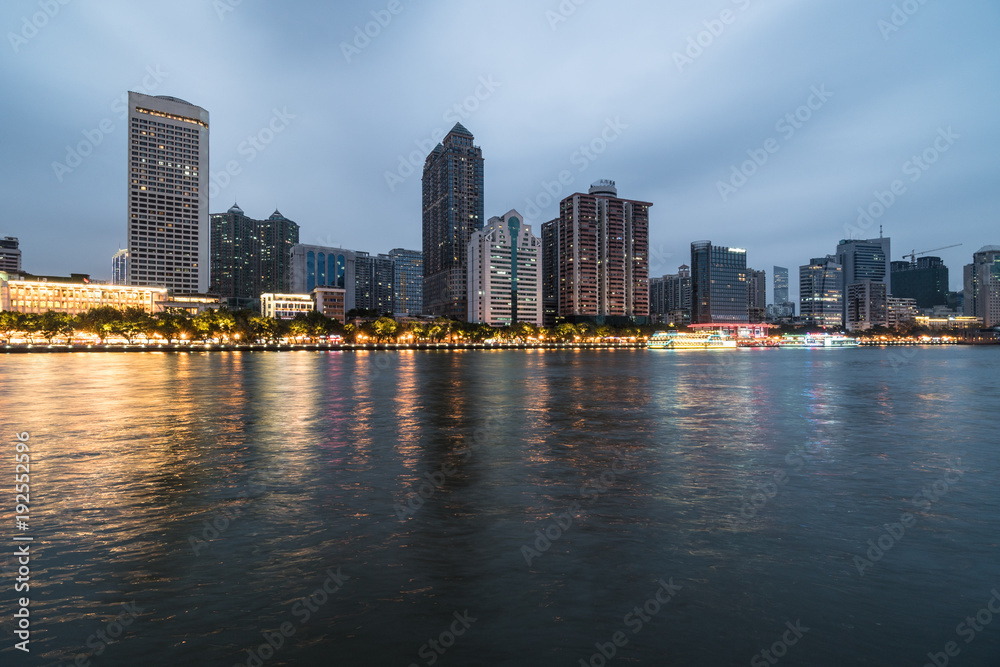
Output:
top-left (647, 331), bottom-right (738, 350)
top-left (777, 333), bottom-right (858, 348)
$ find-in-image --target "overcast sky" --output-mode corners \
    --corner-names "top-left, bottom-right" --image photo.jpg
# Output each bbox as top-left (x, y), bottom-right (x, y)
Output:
top-left (2, 0), bottom-right (998, 301)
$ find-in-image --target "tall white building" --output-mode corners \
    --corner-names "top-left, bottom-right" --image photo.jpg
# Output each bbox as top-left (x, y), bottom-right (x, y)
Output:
top-left (127, 92), bottom-right (209, 293)
top-left (468, 209), bottom-right (543, 326)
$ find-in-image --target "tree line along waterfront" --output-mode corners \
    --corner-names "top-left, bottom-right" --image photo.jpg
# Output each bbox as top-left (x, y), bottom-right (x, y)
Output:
top-left (0, 306), bottom-right (993, 349)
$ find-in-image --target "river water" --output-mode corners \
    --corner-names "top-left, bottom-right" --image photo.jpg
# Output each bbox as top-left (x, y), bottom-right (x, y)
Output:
top-left (0, 347), bottom-right (998, 666)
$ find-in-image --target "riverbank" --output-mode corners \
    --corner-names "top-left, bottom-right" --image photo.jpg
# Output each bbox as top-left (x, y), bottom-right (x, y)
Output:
top-left (1, 341), bottom-right (647, 353)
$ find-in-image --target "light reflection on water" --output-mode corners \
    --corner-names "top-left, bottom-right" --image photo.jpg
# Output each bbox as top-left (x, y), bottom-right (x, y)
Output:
top-left (0, 348), bottom-right (998, 666)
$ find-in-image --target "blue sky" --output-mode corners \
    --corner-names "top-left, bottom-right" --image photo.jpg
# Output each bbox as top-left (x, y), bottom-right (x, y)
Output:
top-left (2, 0), bottom-right (998, 301)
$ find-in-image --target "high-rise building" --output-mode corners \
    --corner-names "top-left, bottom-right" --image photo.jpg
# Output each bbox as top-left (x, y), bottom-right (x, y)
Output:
top-left (774, 266), bottom-right (789, 304)
top-left (422, 123), bottom-right (484, 319)
top-left (290, 243), bottom-right (356, 312)
top-left (748, 268), bottom-right (766, 323)
top-left (541, 218), bottom-right (559, 326)
top-left (467, 209), bottom-right (543, 326)
top-left (649, 266), bottom-right (692, 325)
top-left (554, 181), bottom-right (651, 322)
top-left (127, 92), bottom-right (209, 293)
top-left (112, 248), bottom-right (129, 285)
top-left (799, 256), bottom-right (843, 328)
top-left (964, 245), bottom-right (1000, 327)
top-left (691, 241), bottom-right (747, 324)
top-left (355, 251), bottom-right (394, 314)
top-left (0, 237), bottom-right (21, 273)
top-left (389, 248), bottom-right (423, 316)
top-left (846, 280), bottom-right (888, 331)
top-left (210, 205), bottom-right (299, 308)
top-left (887, 296), bottom-right (918, 329)
top-left (836, 237), bottom-right (891, 323)
top-left (890, 256), bottom-right (949, 308)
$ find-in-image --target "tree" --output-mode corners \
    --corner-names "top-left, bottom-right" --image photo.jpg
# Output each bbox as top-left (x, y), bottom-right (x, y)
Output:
top-left (287, 318), bottom-right (309, 342)
top-left (39, 310), bottom-right (73, 344)
top-left (0, 311), bottom-right (20, 344)
top-left (81, 306), bottom-right (120, 344)
top-left (373, 316), bottom-right (398, 342)
top-left (555, 323), bottom-right (577, 341)
top-left (114, 306), bottom-right (154, 344)
top-left (154, 309), bottom-right (189, 343)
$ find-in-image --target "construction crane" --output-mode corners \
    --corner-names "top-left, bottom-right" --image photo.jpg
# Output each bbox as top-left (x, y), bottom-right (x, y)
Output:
top-left (903, 244), bottom-right (962, 265)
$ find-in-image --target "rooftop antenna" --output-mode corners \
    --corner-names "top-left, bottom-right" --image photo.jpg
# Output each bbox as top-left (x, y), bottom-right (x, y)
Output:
top-left (879, 224), bottom-right (883, 239)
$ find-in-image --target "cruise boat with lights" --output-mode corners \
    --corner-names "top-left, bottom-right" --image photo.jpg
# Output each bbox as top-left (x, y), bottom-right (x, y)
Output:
top-left (778, 333), bottom-right (858, 348)
top-left (647, 331), bottom-right (738, 350)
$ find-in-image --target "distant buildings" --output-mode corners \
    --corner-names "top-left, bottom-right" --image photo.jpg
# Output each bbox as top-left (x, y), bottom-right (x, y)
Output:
top-left (890, 256), bottom-right (949, 308)
top-left (964, 245), bottom-right (1000, 327)
top-left (467, 210), bottom-right (543, 326)
top-left (836, 237), bottom-right (891, 324)
top-left (846, 280), bottom-right (887, 331)
top-left (112, 249), bottom-right (129, 285)
top-left (355, 251), bottom-right (394, 314)
top-left (551, 181), bottom-right (651, 323)
top-left (389, 248), bottom-right (422, 316)
top-left (747, 268), bottom-right (766, 323)
top-left (422, 123), bottom-right (484, 319)
top-left (649, 266), bottom-right (691, 326)
top-left (768, 266), bottom-right (795, 319)
top-left (1, 237), bottom-right (21, 273)
top-left (126, 92), bottom-right (209, 293)
top-left (799, 256), bottom-right (843, 328)
top-left (290, 243), bottom-right (356, 312)
top-left (541, 219), bottom-right (558, 326)
top-left (691, 241), bottom-right (747, 324)
top-left (887, 296), bottom-right (918, 329)
top-left (210, 205), bottom-right (299, 309)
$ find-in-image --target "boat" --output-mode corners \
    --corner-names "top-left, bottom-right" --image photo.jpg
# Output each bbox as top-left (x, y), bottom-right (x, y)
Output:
top-left (777, 333), bottom-right (858, 348)
top-left (647, 330), bottom-right (738, 349)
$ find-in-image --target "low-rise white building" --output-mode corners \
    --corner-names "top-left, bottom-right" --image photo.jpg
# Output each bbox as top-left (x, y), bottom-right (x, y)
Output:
top-left (260, 293), bottom-right (313, 320)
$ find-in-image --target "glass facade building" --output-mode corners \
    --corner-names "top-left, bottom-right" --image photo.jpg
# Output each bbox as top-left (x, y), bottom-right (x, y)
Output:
top-left (799, 256), bottom-right (843, 328)
top-left (691, 241), bottom-right (748, 323)
top-left (389, 248), bottom-right (423, 316)
top-left (890, 256), bottom-right (949, 308)
top-left (290, 244), bottom-right (356, 312)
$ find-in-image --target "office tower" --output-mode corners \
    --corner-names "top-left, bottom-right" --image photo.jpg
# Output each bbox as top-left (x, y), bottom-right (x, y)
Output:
top-left (774, 266), bottom-right (789, 304)
top-left (422, 123), bottom-right (484, 319)
top-left (1, 237), bottom-right (22, 273)
top-left (890, 256), bottom-right (949, 309)
top-left (467, 209), bottom-right (543, 327)
top-left (389, 248), bottom-right (423, 316)
top-left (846, 280), bottom-right (888, 331)
top-left (554, 181), bottom-right (651, 321)
top-left (747, 268), bottom-right (766, 323)
top-left (355, 251), bottom-right (395, 314)
top-left (964, 246), bottom-right (1000, 327)
top-left (127, 92), bottom-right (209, 293)
top-left (112, 248), bottom-right (129, 285)
top-left (691, 241), bottom-right (747, 323)
top-left (799, 256), bottom-right (843, 328)
top-left (210, 205), bottom-right (299, 308)
top-left (541, 218), bottom-right (558, 326)
top-left (649, 267), bottom-right (692, 325)
top-left (836, 237), bottom-right (891, 322)
top-left (290, 243), bottom-right (356, 312)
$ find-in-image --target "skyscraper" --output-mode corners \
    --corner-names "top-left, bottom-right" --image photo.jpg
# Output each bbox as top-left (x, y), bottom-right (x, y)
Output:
top-left (799, 256), bottom-right (843, 328)
top-left (890, 256), bottom-right (949, 308)
top-left (355, 251), bottom-right (394, 314)
top-left (389, 248), bottom-right (423, 316)
top-left (468, 210), bottom-right (543, 327)
top-left (127, 92), bottom-right (209, 293)
top-left (554, 181), bottom-right (651, 322)
top-left (422, 123), bottom-right (484, 319)
top-left (209, 205), bottom-right (299, 308)
top-left (773, 266), bottom-right (789, 304)
top-left (541, 218), bottom-right (558, 326)
top-left (846, 280), bottom-right (888, 331)
top-left (836, 237), bottom-right (891, 323)
top-left (112, 249), bottom-right (129, 285)
top-left (747, 268), bottom-right (766, 322)
top-left (691, 241), bottom-right (747, 323)
top-left (1, 237), bottom-right (22, 273)
top-left (964, 245), bottom-right (1000, 327)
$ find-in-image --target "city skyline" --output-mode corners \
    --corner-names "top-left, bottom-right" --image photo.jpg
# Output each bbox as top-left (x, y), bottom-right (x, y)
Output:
top-left (2, 1), bottom-right (998, 302)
